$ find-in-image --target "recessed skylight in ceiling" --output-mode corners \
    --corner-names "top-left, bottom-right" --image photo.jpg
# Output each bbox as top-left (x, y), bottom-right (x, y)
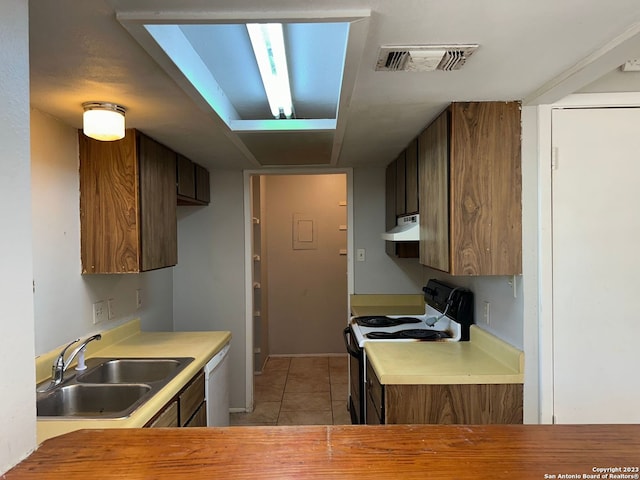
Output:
top-left (143, 22), bottom-right (349, 132)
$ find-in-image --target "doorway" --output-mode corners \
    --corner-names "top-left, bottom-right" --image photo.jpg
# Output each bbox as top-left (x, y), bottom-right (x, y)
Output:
top-left (550, 106), bottom-right (640, 423)
top-left (244, 170), bottom-right (353, 411)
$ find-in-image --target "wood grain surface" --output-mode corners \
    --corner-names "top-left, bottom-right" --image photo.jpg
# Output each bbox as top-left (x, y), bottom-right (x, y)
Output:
top-left (79, 130), bottom-right (140, 273)
top-left (419, 108), bottom-right (450, 271)
top-left (137, 132), bottom-right (177, 271)
top-left (395, 150), bottom-right (406, 216)
top-left (405, 137), bottom-right (419, 214)
top-left (5, 425), bottom-right (639, 479)
top-left (449, 102), bottom-right (522, 275)
top-left (385, 383), bottom-right (523, 424)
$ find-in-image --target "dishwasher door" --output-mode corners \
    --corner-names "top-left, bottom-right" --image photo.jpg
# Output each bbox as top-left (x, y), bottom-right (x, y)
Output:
top-left (204, 342), bottom-right (230, 426)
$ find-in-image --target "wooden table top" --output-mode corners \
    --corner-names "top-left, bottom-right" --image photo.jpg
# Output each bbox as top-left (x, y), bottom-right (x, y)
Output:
top-left (5, 425), bottom-right (640, 479)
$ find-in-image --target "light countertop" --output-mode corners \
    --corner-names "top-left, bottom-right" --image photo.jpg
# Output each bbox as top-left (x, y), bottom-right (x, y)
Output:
top-left (35, 319), bottom-right (231, 444)
top-left (365, 325), bottom-right (523, 385)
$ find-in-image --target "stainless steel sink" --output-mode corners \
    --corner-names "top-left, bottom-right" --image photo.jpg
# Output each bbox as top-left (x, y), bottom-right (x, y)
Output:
top-left (36, 356), bottom-right (194, 419)
top-left (77, 358), bottom-right (188, 384)
top-left (36, 384), bottom-right (152, 418)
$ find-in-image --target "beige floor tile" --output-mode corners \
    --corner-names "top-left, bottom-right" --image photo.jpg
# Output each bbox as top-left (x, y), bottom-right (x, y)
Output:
top-left (230, 401), bottom-right (281, 426)
top-left (332, 401), bottom-right (352, 425)
top-left (281, 391), bottom-right (332, 412)
top-left (255, 370), bottom-right (287, 388)
top-left (329, 355), bottom-right (349, 372)
top-left (329, 370), bottom-right (348, 384)
top-left (284, 374), bottom-right (330, 393)
top-left (263, 356), bottom-right (291, 372)
top-left (330, 382), bottom-right (348, 401)
top-left (254, 382), bottom-right (285, 402)
top-left (288, 356), bottom-right (329, 374)
top-left (277, 410), bottom-right (333, 426)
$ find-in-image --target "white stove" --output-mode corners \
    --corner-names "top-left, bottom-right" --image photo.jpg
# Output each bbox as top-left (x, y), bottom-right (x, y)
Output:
top-left (343, 279), bottom-right (474, 424)
top-left (349, 303), bottom-right (463, 347)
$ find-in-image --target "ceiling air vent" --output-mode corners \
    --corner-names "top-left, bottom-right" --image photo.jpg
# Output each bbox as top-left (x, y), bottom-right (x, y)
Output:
top-left (375, 45), bottom-right (479, 72)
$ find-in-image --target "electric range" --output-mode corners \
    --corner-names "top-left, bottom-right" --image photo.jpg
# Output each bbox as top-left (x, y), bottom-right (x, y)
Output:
top-left (343, 279), bottom-right (474, 424)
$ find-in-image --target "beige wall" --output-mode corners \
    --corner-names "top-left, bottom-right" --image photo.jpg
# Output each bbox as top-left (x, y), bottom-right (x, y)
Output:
top-left (173, 169), bottom-right (247, 409)
top-left (30, 109), bottom-right (174, 355)
top-left (265, 174), bottom-right (347, 354)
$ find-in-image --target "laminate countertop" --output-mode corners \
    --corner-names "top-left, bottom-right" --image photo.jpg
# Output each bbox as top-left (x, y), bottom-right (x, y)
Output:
top-left (5, 425), bottom-right (640, 479)
top-left (365, 325), bottom-right (524, 384)
top-left (350, 294), bottom-right (425, 316)
top-left (35, 320), bottom-right (231, 444)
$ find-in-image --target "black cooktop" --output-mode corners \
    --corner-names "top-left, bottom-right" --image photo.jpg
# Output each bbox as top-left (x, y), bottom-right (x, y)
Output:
top-left (365, 329), bottom-right (452, 340)
top-left (353, 316), bottom-right (422, 328)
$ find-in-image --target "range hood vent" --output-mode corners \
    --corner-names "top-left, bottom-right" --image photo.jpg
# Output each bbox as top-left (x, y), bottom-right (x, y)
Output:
top-left (375, 45), bottom-right (478, 72)
top-left (382, 214), bottom-right (420, 242)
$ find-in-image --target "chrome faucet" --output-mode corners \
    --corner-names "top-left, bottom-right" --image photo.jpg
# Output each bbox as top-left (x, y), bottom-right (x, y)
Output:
top-left (38, 334), bottom-right (102, 392)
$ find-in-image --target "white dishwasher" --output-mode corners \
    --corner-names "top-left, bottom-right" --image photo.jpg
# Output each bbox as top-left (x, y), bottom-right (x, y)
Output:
top-left (204, 342), bottom-right (230, 426)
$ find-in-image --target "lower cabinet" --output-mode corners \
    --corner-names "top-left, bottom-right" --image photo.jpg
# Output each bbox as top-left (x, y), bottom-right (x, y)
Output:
top-left (146, 370), bottom-right (206, 428)
top-left (366, 361), bottom-right (523, 425)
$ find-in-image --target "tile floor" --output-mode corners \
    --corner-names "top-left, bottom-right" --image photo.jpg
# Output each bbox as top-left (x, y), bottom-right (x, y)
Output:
top-left (230, 355), bottom-right (352, 426)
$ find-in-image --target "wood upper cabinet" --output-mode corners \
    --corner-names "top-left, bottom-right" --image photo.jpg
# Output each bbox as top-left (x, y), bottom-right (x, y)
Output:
top-left (79, 129), bottom-right (177, 273)
top-left (419, 102), bottom-right (522, 275)
top-left (177, 155), bottom-right (210, 206)
top-left (395, 151), bottom-right (406, 216)
top-left (385, 159), bottom-right (397, 257)
top-left (405, 138), bottom-right (419, 214)
top-left (176, 154), bottom-right (196, 199)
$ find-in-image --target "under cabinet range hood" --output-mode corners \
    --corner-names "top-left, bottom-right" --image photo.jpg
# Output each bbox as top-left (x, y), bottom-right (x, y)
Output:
top-left (382, 214), bottom-right (420, 241)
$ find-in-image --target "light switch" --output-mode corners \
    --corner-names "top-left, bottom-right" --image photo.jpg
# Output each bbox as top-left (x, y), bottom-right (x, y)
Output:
top-left (357, 249), bottom-right (366, 262)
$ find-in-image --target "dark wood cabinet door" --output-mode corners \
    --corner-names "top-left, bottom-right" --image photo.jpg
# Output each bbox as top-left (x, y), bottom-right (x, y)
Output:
top-left (138, 132), bottom-right (177, 271)
top-left (405, 138), bottom-right (419, 214)
top-left (195, 164), bottom-right (210, 203)
top-left (395, 151), bottom-right (406, 216)
top-left (419, 110), bottom-right (450, 272)
top-left (176, 154), bottom-right (196, 199)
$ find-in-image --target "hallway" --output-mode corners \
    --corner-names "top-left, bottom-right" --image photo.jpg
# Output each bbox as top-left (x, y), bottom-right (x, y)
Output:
top-left (230, 355), bottom-right (351, 426)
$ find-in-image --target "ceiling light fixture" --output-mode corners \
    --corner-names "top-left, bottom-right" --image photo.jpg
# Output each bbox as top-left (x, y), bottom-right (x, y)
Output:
top-left (246, 23), bottom-right (294, 119)
top-left (82, 102), bottom-right (126, 141)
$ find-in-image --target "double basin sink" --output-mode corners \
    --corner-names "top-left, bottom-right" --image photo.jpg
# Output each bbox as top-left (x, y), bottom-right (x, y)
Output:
top-left (36, 357), bottom-right (194, 419)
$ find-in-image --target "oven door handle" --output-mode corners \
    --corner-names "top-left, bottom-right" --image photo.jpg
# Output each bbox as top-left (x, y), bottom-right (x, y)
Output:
top-left (343, 326), bottom-right (360, 358)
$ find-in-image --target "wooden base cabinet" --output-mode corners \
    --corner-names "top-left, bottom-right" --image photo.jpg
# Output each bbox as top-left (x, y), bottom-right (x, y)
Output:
top-left (366, 361), bottom-right (522, 425)
top-left (146, 370), bottom-right (207, 428)
top-left (79, 129), bottom-right (177, 273)
top-left (419, 102), bottom-right (522, 275)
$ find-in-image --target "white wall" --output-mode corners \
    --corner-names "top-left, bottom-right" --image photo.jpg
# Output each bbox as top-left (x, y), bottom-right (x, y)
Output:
top-left (265, 174), bottom-right (347, 354)
top-left (0, 0), bottom-right (37, 473)
top-left (521, 105), bottom-right (540, 423)
top-left (30, 109), bottom-right (174, 356)
top-left (173, 169), bottom-right (246, 410)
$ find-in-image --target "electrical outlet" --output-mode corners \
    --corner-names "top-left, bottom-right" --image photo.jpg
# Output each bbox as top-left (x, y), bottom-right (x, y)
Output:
top-left (93, 301), bottom-right (107, 324)
top-left (136, 289), bottom-right (143, 309)
top-left (107, 298), bottom-right (116, 320)
top-left (483, 301), bottom-right (491, 326)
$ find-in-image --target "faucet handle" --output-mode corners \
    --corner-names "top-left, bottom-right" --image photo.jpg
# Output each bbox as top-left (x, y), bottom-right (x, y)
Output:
top-left (55, 338), bottom-right (81, 366)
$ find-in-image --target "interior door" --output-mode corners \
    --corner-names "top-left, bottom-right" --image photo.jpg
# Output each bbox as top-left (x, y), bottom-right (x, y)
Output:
top-left (551, 107), bottom-right (640, 423)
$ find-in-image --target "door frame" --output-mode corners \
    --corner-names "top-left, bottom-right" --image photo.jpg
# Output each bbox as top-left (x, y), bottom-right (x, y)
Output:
top-left (535, 92), bottom-right (640, 423)
top-left (241, 168), bottom-right (354, 411)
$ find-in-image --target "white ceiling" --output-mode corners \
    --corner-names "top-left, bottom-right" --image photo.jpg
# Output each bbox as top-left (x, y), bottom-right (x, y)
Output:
top-left (29, 0), bottom-right (640, 170)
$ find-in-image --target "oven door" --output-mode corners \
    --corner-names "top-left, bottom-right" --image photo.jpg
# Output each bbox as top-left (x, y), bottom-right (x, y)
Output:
top-left (343, 326), bottom-right (364, 424)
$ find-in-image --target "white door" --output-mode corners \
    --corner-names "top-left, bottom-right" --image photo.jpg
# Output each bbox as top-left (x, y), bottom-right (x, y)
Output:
top-left (551, 107), bottom-right (640, 423)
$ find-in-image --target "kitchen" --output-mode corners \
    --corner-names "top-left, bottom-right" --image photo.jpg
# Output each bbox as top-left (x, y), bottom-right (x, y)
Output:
top-left (3, 0), bottom-right (640, 475)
